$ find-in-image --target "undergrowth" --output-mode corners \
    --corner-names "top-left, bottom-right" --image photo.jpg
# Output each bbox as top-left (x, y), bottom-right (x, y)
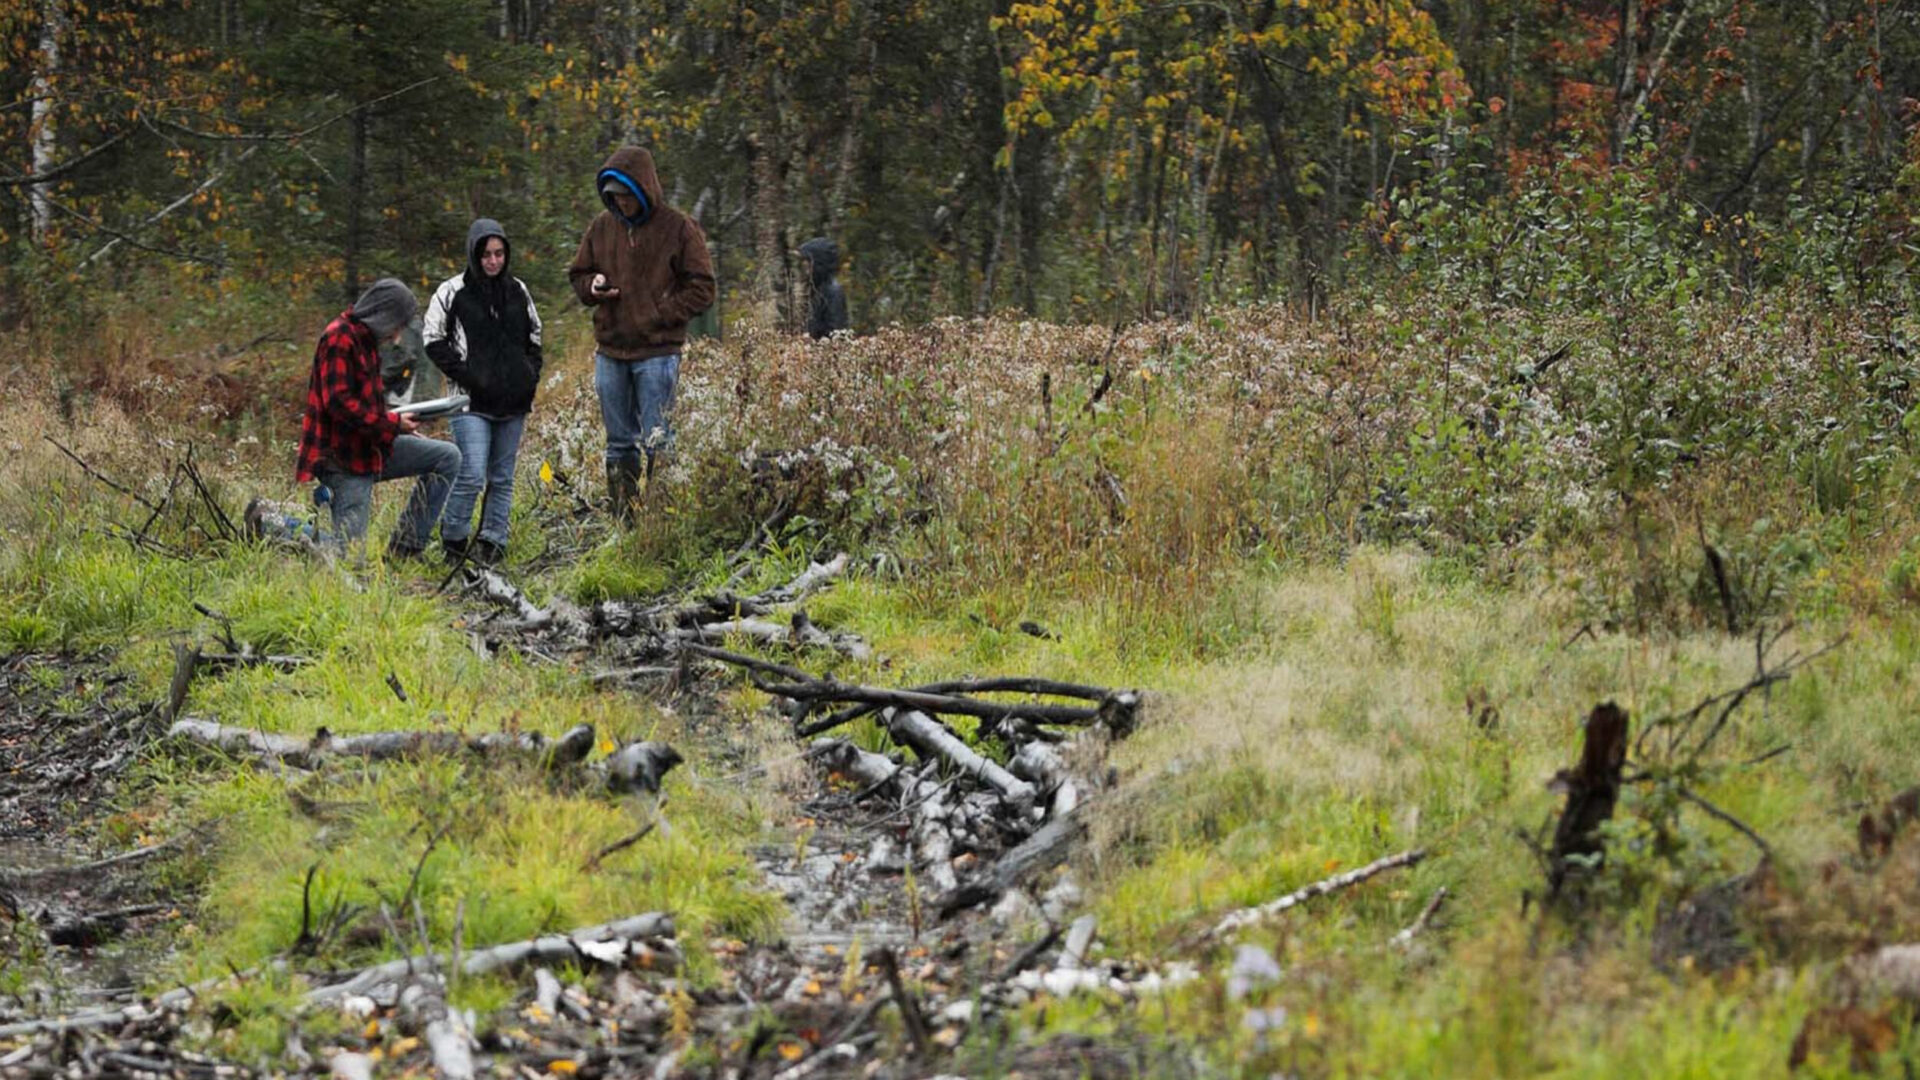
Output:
top-left (7, 283), bottom-right (1920, 1073)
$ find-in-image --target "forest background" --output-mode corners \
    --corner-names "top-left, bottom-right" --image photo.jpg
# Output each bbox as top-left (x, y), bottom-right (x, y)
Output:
top-left (4, 0), bottom-right (1917, 335)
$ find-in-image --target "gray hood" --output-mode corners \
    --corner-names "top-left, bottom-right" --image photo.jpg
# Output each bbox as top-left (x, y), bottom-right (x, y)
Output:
top-left (464, 217), bottom-right (509, 285)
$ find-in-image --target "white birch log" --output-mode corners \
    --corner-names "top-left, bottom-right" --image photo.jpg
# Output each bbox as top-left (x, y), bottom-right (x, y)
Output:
top-left (307, 912), bottom-right (675, 1005)
top-left (1205, 849), bottom-right (1428, 942)
top-left (884, 708), bottom-right (1035, 809)
top-left (168, 718), bottom-right (595, 770)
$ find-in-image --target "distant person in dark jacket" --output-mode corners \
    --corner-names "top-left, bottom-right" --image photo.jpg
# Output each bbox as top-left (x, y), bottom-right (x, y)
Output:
top-left (798, 237), bottom-right (849, 339)
top-left (295, 278), bottom-right (461, 559)
top-left (424, 217), bottom-right (543, 566)
top-left (567, 146), bottom-right (716, 523)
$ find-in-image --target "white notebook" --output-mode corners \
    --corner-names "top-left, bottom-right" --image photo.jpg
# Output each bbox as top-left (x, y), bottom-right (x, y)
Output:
top-left (393, 393), bottom-right (470, 418)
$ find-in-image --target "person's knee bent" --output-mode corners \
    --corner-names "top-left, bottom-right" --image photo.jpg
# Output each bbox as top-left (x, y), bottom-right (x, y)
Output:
top-left (434, 441), bottom-right (464, 479)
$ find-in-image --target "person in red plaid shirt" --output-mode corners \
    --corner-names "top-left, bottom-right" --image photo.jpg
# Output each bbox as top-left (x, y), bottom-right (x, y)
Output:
top-left (296, 278), bottom-right (462, 557)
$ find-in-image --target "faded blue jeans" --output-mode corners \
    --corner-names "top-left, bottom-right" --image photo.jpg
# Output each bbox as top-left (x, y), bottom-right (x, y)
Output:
top-left (595, 352), bottom-right (679, 473)
top-left (315, 434), bottom-right (461, 551)
top-left (440, 412), bottom-right (526, 548)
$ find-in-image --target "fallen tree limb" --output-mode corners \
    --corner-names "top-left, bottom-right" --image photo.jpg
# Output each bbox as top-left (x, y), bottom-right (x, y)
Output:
top-left (0, 834), bottom-right (192, 883)
top-left (793, 679), bottom-right (1115, 740)
top-left (471, 569), bottom-right (590, 636)
top-left (883, 708), bottom-right (1036, 808)
top-left (1204, 848), bottom-right (1429, 943)
top-left (1391, 886), bottom-right (1449, 949)
top-left (167, 719), bottom-right (596, 771)
top-left (760, 680), bottom-right (1103, 727)
top-left (677, 617), bottom-right (872, 662)
top-left (307, 911), bottom-right (676, 1005)
top-left (755, 553), bottom-right (850, 606)
top-left (936, 808), bottom-right (1084, 920)
top-left (400, 976), bottom-right (475, 1080)
top-left (812, 738), bottom-right (903, 791)
top-left (675, 641), bottom-right (818, 683)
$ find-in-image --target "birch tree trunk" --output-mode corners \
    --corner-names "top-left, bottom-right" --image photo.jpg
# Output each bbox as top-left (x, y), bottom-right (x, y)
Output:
top-left (28, 0), bottom-right (67, 247)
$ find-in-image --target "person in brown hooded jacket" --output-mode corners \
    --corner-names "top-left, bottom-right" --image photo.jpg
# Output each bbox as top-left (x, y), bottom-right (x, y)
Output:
top-left (567, 146), bottom-right (716, 521)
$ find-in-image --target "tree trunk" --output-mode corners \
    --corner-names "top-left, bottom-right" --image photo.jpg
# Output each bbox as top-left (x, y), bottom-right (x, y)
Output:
top-left (751, 126), bottom-right (787, 326)
top-left (827, 0), bottom-right (876, 232)
top-left (27, 0), bottom-right (67, 247)
top-left (1611, 0), bottom-right (1641, 163)
top-left (343, 106), bottom-right (369, 301)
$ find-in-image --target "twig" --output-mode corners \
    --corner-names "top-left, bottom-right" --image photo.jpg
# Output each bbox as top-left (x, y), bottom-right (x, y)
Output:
top-left (398, 823), bottom-right (453, 916)
top-left (45, 436), bottom-right (158, 511)
top-left (993, 923), bottom-right (1063, 982)
top-left (1677, 786), bottom-right (1774, 859)
top-left (674, 641), bottom-right (818, 683)
top-left (1390, 887), bottom-right (1449, 948)
top-left (874, 948), bottom-right (930, 1057)
top-left (581, 822), bottom-right (657, 873)
top-left (182, 451), bottom-right (239, 542)
top-left (193, 602), bottom-right (240, 652)
top-left (166, 642), bottom-right (201, 723)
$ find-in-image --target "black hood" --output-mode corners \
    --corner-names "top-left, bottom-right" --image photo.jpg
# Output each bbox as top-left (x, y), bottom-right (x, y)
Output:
top-left (798, 237), bottom-right (839, 285)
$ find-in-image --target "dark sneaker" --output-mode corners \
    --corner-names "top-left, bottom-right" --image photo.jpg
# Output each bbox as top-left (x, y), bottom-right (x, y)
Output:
top-left (473, 539), bottom-right (505, 567)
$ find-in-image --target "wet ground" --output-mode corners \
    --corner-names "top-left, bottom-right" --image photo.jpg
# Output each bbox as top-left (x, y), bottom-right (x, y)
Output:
top-left (0, 652), bottom-right (186, 1017)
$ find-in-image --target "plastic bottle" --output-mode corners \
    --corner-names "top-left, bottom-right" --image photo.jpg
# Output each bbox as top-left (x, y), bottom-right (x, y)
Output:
top-left (244, 497), bottom-right (319, 544)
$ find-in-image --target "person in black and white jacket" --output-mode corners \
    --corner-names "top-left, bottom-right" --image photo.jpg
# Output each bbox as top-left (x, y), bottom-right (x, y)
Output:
top-left (424, 217), bottom-right (543, 566)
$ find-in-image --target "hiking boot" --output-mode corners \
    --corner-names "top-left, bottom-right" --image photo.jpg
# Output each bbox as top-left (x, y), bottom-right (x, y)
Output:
top-left (386, 538), bottom-right (427, 563)
top-left (472, 539), bottom-right (505, 567)
top-left (607, 458), bottom-right (643, 526)
top-left (441, 536), bottom-right (473, 566)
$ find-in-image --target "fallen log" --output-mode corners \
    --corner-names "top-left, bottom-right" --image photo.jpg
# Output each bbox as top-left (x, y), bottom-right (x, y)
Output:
top-left (810, 738), bottom-right (961, 893)
top-left (472, 569), bottom-right (590, 636)
top-left (167, 719), bottom-right (596, 771)
top-left (308, 912), bottom-right (676, 1005)
top-left (755, 553), bottom-right (850, 605)
top-left (589, 555), bottom-right (849, 638)
top-left (1010, 742), bottom-right (1080, 818)
top-left (1204, 848), bottom-right (1428, 943)
top-left (812, 738), bottom-right (903, 791)
top-left (936, 809), bottom-right (1084, 920)
top-left (676, 617), bottom-right (872, 662)
top-left (761, 680), bottom-right (1102, 727)
top-left (883, 708), bottom-right (1036, 809)
top-left (399, 976), bottom-right (475, 1080)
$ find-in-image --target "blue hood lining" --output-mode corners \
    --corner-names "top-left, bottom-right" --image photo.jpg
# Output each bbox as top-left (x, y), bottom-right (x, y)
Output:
top-left (598, 169), bottom-right (653, 226)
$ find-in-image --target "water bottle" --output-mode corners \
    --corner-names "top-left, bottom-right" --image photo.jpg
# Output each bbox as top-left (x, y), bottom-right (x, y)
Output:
top-left (245, 497), bottom-right (320, 545)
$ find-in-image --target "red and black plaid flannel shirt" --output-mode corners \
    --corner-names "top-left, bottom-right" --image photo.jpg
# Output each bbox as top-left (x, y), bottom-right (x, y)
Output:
top-left (295, 310), bottom-right (402, 481)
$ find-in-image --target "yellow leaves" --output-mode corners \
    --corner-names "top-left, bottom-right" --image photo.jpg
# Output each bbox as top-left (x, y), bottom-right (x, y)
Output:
top-left (546, 1060), bottom-right (579, 1075)
top-left (776, 1042), bottom-right (806, 1061)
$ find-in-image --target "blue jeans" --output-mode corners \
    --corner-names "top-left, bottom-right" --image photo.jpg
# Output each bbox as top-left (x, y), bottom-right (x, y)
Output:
top-left (316, 434), bottom-right (461, 551)
top-left (595, 352), bottom-right (679, 470)
top-left (441, 412), bottom-right (526, 547)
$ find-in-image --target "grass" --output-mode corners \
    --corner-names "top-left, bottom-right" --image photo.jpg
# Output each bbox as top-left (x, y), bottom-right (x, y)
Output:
top-left (8, 286), bottom-right (1920, 1074)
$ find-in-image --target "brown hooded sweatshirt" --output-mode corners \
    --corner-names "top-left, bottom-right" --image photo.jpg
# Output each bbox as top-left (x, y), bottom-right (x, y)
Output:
top-left (567, 147), bottom-right (716, 361)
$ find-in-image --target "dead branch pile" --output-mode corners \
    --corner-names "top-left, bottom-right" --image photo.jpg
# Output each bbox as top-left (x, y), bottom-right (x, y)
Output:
top-left (465, 554), bottom-right (870, 668)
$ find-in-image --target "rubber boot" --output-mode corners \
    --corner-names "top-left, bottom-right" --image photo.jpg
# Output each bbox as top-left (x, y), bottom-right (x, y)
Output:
top-left (607, 458), bottom-right (642, 526)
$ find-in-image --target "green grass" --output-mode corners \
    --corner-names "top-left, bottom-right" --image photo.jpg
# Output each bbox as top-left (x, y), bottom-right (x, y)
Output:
top-left (11, 290), bottom-right (1920, 1075)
